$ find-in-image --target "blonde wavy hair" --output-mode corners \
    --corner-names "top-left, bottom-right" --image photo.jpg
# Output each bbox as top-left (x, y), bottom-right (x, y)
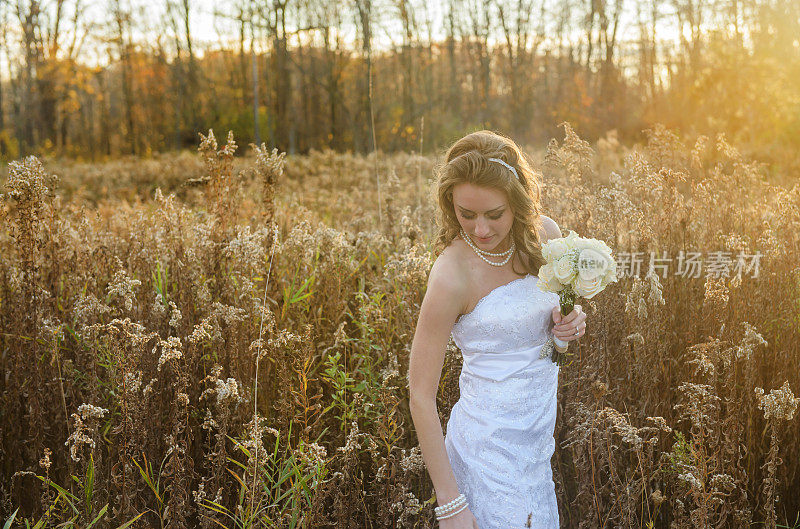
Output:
top-left (433, 130), bottom-right (546, 276)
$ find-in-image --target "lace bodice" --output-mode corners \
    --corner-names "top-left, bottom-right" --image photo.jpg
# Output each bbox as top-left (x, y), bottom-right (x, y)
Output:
top-left (451, 274), bottom-right (559, 381)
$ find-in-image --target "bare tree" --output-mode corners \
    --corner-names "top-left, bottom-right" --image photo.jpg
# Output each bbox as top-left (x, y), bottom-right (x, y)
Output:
top-left (210, 0), bottom-right (253, 132)
top-left (354, 0), bottom-right (374, 153)
top-left (396, 0), bottom-right (417, 135)
top-left (417, 0), bottom-right (435, 132)
top-left (0, 0), bottom-right (8, 131)
top-left (251, 2), bottom-right (261, 146)
top-left (299, 0), bottom-right (347, 149)
top-left (16, 0), bottom-right (44, 150)
top-left (444, 0), bottom-right (462, 118)
top-left (251, 0), bottom-right (292, 151)
top-left (461, 0), bottom-right (493, 127)
top-left (496, 0), bottom-right (545, 136)
top-left (636, 0), bottom-right (661, 101)
top-left (166, 0), bottom-right (201, 147)
top-left (672, 0), bottom-right (708, 75)
top-left (108, 0), bottom-right (137, 154)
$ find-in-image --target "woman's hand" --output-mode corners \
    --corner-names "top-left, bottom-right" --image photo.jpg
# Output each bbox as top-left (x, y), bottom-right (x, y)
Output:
top-left (551, 305), bottom-right (586, 342)
top-left (438, 505), bottom-right (480, 528)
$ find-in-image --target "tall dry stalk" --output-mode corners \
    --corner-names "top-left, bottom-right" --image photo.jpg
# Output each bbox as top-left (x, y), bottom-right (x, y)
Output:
top-left (1, 125), bottom-right (799, 528)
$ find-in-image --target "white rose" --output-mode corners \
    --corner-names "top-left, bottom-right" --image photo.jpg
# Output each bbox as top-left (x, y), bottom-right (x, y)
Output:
top-left (574, 238), bottom-right (601, 255)
top-left (600, 258), bottom-right (618, 286)
top-left (574, 274), bottom-right (604, 299)
top-left (599, 243), bottom-right (615, 263)
top-left (563, 230), bottom-right (579, 248)
top-left (537, 263), bottom-right (564, 292)
top-left (554, 255), bottom-right (576, 283)
top-left (577, 247), bottom-right (610, 281)
top-left (542, 238), bottom-right (569, 262)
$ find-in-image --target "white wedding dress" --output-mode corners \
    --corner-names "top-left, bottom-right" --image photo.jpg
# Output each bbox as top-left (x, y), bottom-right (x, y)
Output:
top-left (444, 274), bottom-right (560, 528)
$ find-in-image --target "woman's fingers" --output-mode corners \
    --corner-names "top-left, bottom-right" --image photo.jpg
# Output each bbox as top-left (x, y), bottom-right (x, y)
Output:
top-left (560, 305), bottom-right (586, 324)
top-left (553, 310), bottom-right (586, 331)
top-left (553, 317), bottom-right (587, 341)
top-left (552, 305), bottom-right (587, 341)
top-left (558, 305), bottom-right (582, 324)
top-left (553, 329), bottom-right (585, 341)
top-left (552, 305), bottom-right (582, 325)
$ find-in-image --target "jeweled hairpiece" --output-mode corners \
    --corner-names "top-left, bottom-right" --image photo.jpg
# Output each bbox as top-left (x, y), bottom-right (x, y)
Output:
top-left (488, 158), bottom-right (519, 180)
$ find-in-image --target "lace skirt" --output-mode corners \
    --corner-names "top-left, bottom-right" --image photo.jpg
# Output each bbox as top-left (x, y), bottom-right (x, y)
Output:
top-left (443, 362), bottom-right (560, 529)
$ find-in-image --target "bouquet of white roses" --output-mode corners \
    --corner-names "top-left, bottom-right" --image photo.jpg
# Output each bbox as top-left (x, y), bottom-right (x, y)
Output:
top-left (537, 230), bottom-right (618, 365)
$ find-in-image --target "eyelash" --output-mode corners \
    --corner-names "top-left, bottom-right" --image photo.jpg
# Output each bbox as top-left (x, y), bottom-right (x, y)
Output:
top-left (461, 212), bottom-right (503, 220)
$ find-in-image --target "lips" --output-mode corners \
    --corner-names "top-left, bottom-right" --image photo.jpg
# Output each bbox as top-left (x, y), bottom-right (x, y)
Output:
top-left (476, 235), bottom-right (493, 243)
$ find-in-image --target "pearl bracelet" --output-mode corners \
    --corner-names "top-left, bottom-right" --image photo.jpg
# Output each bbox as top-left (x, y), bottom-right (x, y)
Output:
top-left (434, 493), bottom-right (465, 513)
top-left (434, 493), bottom-right (467, 517)
top-left (436, 500), bottom-right (469, 520)
top-left (433, 494), bottom-right (466, 512)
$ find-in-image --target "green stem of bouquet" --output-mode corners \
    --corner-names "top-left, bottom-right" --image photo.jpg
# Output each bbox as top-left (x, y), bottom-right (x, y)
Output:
top-left (559, 286), bottom-right (577, 316)
top-left (553, 286), bottom-right (578, 365)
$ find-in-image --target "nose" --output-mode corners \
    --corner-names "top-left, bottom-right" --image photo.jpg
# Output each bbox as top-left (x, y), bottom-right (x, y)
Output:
top-left (474, 217), bottom-right (491, 237)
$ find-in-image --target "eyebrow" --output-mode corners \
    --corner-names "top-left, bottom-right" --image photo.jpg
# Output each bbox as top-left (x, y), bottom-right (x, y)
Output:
top-left (456, 205), bottom-right (506, 214)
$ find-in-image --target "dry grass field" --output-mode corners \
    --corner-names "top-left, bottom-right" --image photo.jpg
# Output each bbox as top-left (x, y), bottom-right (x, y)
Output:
top-left (1, 125), bottom-right (798, 528)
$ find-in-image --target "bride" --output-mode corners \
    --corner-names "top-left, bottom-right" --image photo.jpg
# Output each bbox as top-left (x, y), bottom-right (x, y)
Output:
top-left (408, 130), bottom-right (587, 528)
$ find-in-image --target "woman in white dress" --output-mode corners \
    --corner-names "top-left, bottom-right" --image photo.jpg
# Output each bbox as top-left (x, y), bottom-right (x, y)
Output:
top-left (408, 130), bottom-right (587, 528)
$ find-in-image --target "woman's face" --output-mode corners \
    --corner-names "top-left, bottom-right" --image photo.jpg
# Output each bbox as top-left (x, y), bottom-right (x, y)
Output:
top-left (452, 183), bottom-right (513, 251)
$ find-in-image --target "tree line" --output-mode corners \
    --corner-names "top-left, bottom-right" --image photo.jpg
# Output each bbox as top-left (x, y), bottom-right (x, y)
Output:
top-left (1, 0), bottom-right (798, 160)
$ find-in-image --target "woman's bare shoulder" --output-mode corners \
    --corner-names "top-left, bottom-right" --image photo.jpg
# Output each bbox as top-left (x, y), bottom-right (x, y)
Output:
top-left (539, 214), bottom-right (562, 243)
top-left (427, 239), bottom-right (470, 298)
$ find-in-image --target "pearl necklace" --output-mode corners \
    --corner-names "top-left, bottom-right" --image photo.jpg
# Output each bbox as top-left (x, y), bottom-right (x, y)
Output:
top-left (460, 230), bottom-right (515, 267)
top-left (459, 229), bottom-right (514, 257)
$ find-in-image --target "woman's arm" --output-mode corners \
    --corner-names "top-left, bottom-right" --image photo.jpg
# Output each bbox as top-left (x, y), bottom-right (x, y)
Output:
top-left (408, 251), bottom-right (468, 505)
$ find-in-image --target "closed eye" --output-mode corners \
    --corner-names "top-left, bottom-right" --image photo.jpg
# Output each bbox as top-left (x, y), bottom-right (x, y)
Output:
top-left (461, 212), bottom-right (503, 220)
